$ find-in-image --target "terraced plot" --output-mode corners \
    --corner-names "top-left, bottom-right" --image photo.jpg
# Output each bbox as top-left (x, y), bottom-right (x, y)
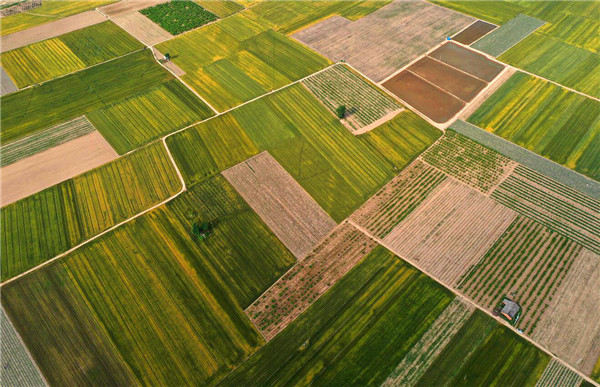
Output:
top-left (472, 14), bottom-right (546, 57)
top-left (223, 152), bottom-right (336, 260)
top-left (536, 359), bottom-right (581, 387)
top-left (459, 216), bottom-right (582, 334)
top-left (302, 64), bottom-right (402, 133)
top-left (246, 221), bottom-right (377, 340)
top-left (491, 165), bottom-right (600, 254)
top-left (421, 130), bottom-right (517, 193)
top-left (383, 179), bottom-right (517, 285)
top-left (1, 21), bottom-right (143, 87)
top-left (1, 142), bottom-right (181, 281)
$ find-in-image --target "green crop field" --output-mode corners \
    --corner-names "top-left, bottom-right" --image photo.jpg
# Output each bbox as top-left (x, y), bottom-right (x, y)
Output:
top-left (415, 310), bottom-right (550, 386)
top-left (468, 72), bottom-right (600, 181)
top-left (0, 1), bottom-right (112, 36)
top-left (155, 11), bottom-right (330, 111)
top-left (1, 21), bottom-right (143, 88)
top-left (196, 0), bottom-right (244, 18)
top-left (220, 246), bottom-right (454, 386)
top-left (140, 0), bottom-right (217, 35)
top-left (87, 80), bottom-right (213, 153)
top-left (1, 175), bottom-right (295, 386)
top-left (167, 84), bottom-right (440, 221)
top-left (1, 142), bottom-right (181, 281)
top-left (1, 49), bottom-right (213, 151)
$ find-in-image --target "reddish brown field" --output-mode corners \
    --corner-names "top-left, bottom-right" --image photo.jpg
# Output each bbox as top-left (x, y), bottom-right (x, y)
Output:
top-left (245, 221), bottom-right (377, 340)
top-left (452, 20), bottom-right (497, 45)
top-left (382, 71), bottom-right (465, 123)
top-left (408, 56), bottom-right (487, 102)
top-left (428, 42), bottom-right (504, 82)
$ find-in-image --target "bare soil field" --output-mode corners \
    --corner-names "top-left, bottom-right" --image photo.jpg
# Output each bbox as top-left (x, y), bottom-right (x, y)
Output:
top-left (1, 66), bottom-right (18, 96)
top-left (452, 20), bottom-right (496, 45)
top-left (535, 359), bottom-right (581, 387)
top-left (351, 160), bottom-right (447, 238)
top-left (382, 299), bottom-right (474, 387)
top-left (0, 10), bottom-right (106, 52)
top-left (223, 152), bottom-right (337, 260)
top-left (532, 248), bottom-right (600, 375)
top-left (112, 11), bottom-right (173, 46)
top-left (246, 221), bottom-right (377, 340)
top-left (1, 131), bottom-right (118, 206)
top-left (382, 179), bottom-right (517, 285)
top-left (458, 216), bottom-right (582, 334)
top-left (292, 1), bottom-right (474, 82)
top-left (421, 130), bottom-right (518, 194)
top-left (98, 0), bottom-right (168, 18)
top-left (382, 71), bottom-right (465, 124)
top-left (408, 56), bottom-right (487, 102)
top-left (428, 42), bottom-right (504, 82)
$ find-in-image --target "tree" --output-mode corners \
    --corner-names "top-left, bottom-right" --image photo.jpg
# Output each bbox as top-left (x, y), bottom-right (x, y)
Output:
top-left (336, 105), bottom-right (346, 119)
top-left (164, 53), bottom-right (171, 61)
top-left (192, 221), bottom-right (213, 240)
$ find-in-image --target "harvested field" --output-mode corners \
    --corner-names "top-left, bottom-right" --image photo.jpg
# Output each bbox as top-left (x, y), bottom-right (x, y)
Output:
top-left (223, 152), bottom-right (337, 260)
top-left (382, 71), bottom-right (465, 124)
top-left (536, 359), bottom-right (581, 387)
top-left (292, 1), bottom-right (474, 82)
top-left (452, 20), bottom-right (496, 45)
top-left (1, 130), bottom-right (118, 206)
top-left (0, 66), bottom-right (18, 96)
top-left (421, 130), bottom-right (517, 193)
top-left (302, 64), bottom-right (402, 133)
top-left (1, 308), bottom-right (47, 387)
top-left (112, 11), bottom-right (173, 46)
top-left (351, 160), bottom-right (447, 238)
top-left (383, 179), bottom-right (517, 285)
top-left (472, 14), bottom-right (546, 57)
top-left (98, 0), bottom-right (168, 18)
top-left (492, 165), bottom-right (600, 255)
top-left (429, 42), bottom-right (505, 82)
top-left (381, 299), bottom-right (474, 387)
top-left (408, 56), bottom-right (487, 102)
top-left (458, 216), bottom-right (582, 334)
top-left (1, 116), bottom-right (96, 167)
top-left (532, 249), bottom-right (600, 375)
top-left (246, 221), bottom-right (378, 340)
top-left (0, 10), bottom-right (107, 53)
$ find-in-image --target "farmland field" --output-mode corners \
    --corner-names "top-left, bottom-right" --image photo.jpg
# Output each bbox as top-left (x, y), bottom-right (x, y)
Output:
top-left (1, 174), bottom-right (296, 386)
top-left (1, 21), bottom-right (143, 88)
top-left (302, 64), bottom-right (402, 132)
top-left (536, 359), bottom-right (581, 387)
top-left (472, 14), bottom-right (546, 57)
top-left (0, 1), bottom-right (112, 36)
top-left (111, 11), bottom-right (173, 46)
top-left (222, 246), bottom-right (455, 386)
top-left (1, 142), bottom-right (181, 281)
top-left (452, 20), bottom-right (496, 45)
top-left (155, 12), bottom-right (329, 111)
top-left (140, 0), bottom-right (217, 35)
top-left (468, 72), bottom-right (600, 180)
top-left (421, 130), bottom-right (517, 193)
top-left (196, 0), bottom-right (244, 18)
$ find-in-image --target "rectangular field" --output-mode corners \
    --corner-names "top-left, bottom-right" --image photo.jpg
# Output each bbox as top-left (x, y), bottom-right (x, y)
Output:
top-left (0, 66), bottom-right (18, 96)
top-left (223, 152), bottom-right (336, 260)
top-left (1, 142), bottom-right (181, 281)
top-left (452, 20), bottom-right (496, 45)
top-left (382, 178), bottom-right (517, 285)
top-left (112, 11), bottom-right (173, 46)
top-left (140, 0), bottom-right (217, 35)
top-left (472, 14), bottom-right (546, 57)
top-left (1, 130), bottom-right (118, 206)
top-left (302, 64), bottom-right (402, 133)
top-left (429, 42), bottom-right (505, 82)
top-left (292, 1), bottom-right (474, 82)
top-left (536, 359), bottom-right (582, 387)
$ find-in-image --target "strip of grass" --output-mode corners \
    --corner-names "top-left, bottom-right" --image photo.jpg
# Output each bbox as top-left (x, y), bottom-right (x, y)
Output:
top-left (0, 1), bottom-right (112, 36)
top-left (1, 142), bottom-right (181, 281)
top-left (468, 72), bottom-right (600, 181)
top-left (140, 0), bottom-right (217, 35)
top-left (220, 246), bottom-right (453, 386)
top-left (1, 175), bottom-right (295, 386)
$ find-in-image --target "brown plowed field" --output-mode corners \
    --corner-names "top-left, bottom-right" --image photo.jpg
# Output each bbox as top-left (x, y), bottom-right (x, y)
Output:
top-left (532, 248), bottom-right (600, 375)
top-left (382, 71), bottom-right (465, 124)
top-left (452, 20), bottom-right (497, 45)
top-left (408, 56), bottom-right (487, 102)
top-left (223, 152), bottom-right (337, 260)
top-left (245, 221), bottom-right (377, 340)
top-left (382, 179), bottom-right (517, 285)
top-left (351, 160), bottom-right (447, 238)
top-left (428, 42), bottom-right (504, 82)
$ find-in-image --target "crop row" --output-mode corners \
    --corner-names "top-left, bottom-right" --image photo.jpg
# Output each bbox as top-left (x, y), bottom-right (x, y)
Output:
top-left (140, 0), bottom-right (217, 35)
top-left (536, 359), bottom-right (581, 387)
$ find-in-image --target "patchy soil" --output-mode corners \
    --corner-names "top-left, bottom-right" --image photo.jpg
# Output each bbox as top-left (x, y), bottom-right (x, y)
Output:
top-left (1, 131), bottom-right (118, 206)
top-left (452, 20), bottom-right (496, 45)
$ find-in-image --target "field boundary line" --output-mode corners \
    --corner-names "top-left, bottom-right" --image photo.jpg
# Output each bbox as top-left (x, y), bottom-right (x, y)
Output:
top-left (347, 219), bottom-right (600, 387)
